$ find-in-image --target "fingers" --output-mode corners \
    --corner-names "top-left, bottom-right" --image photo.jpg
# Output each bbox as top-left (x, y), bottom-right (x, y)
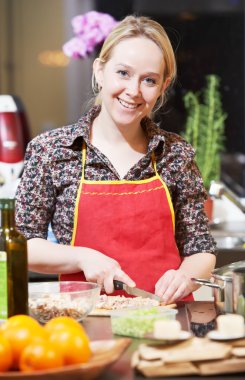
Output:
top-left (103, 274), bottom-right (116, 294)
top-left (103, 268), bottom-right (136, 294)
top-left (81, 249), bottom-right (134, 294)
top-left (115, 270), bottom-right (136, 288)
top-left (155, 270), bottom-right (191, 304)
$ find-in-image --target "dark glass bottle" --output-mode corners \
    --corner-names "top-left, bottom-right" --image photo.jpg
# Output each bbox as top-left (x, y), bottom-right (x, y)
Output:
top-left (0, 198), bottom-right (28, 320)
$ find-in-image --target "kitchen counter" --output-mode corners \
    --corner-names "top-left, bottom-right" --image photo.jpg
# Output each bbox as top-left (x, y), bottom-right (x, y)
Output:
top-left (210, 221), bottom-right (245, 268)
top-left (82, 301), bottom-right (245, 379)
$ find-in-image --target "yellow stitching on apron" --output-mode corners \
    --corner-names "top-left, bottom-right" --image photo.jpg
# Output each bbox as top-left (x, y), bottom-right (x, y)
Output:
top-left (152, 155), bottom-right (175, 231)
top-left (82, 176), bottom-right (158, 185)
top-left (81, 185), bottom-right (164, 196)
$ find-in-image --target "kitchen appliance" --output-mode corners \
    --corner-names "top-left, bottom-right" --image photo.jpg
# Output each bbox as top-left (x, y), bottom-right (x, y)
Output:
top-left (192, 261), bottom-right (245, 314)
top-left (0, 95), bottom-right (31, 185)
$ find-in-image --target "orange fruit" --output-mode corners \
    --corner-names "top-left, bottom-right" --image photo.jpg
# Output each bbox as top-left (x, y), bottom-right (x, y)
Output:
top-left (45, 316), bottom-right (87, 335)
top-left (0, 314), bottom-right (41, 332)
top-left (2, 319), bottom-right (47, 369)
top-left (48, 327), bottom-right (91, 365)
top-left (0, 334), bottom-right (13, 371)
top-left (44, 317), bottom-right (90, 347)
top-left (19, 341), bottom-right (64, 372)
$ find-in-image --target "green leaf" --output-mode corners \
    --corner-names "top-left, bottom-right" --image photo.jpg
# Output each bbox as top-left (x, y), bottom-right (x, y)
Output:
top-left (182, 75), bottom-right (227, 190)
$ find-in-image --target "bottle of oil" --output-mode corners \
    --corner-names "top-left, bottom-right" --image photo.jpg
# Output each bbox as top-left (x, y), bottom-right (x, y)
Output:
top-left (0, 198), bottom-right (28, 320)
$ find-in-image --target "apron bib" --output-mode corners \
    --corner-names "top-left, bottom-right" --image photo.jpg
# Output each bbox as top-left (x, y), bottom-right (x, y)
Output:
top-left (61, 143), bottom-right (193, 301)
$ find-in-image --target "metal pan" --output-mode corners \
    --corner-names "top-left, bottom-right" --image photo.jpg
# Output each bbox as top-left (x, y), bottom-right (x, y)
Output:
top-left (192, 260), bottom-right (245, 313)
top-left (233, 267), bottom-right (245, 317)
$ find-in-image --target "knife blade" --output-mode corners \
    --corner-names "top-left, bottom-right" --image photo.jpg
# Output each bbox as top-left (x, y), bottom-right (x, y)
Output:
top-left (113, 280), bottom-right (162, 301)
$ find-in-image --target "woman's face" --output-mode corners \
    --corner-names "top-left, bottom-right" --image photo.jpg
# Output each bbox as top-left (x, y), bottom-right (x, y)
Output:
top-left (94, 37), bottom-right (166, 128)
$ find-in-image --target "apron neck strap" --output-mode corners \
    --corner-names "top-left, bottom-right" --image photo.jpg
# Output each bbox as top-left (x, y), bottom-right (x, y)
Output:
top-left (82, 141), bottom-right (86, 181)
top-left (151, 151), bottom-right (158, 174)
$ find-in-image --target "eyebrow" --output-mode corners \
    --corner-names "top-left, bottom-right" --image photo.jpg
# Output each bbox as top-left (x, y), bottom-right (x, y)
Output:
top-left (115, 63), bottom-right (161, 78)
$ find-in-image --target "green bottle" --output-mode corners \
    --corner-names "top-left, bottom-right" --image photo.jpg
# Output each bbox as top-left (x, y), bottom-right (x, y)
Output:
top-left (0, 198), bottom-right (28, 320)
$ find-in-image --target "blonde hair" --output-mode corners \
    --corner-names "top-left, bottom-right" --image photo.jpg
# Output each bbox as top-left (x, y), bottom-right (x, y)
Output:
top-left (92, 15), bottom-right (177, 113)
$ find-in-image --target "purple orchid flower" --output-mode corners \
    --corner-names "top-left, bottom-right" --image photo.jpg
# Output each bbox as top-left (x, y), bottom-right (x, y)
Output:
top-left (63, 11), bottom-right (118, 59)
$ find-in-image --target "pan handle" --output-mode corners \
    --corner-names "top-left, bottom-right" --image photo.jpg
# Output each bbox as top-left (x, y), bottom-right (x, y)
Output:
top-left (191, 278), bottom-right (223, 289)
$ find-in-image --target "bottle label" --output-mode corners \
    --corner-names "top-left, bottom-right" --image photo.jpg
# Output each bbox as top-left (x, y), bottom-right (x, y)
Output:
top-left (0, 251), bottom-right (8, 320)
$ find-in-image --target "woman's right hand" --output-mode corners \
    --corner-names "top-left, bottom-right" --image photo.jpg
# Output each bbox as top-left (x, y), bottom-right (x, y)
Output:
top-left (27, 239), bottom-right (135, 294)
top-left (79, 248), bottom-right (135, 293)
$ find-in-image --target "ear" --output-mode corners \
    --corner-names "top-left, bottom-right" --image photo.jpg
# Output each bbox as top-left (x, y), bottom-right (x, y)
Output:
top-left (160, 77), bottom-right (171, 94)
top-left (93, 58), bottom-right (104, 88)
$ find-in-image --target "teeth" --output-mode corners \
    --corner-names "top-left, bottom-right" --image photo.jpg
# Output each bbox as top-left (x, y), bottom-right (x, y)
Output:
top-left (118, 98), bottom-right (139, 109)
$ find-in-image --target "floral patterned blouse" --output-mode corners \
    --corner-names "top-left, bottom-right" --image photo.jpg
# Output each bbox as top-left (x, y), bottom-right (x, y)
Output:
top-left (15, 106), bottom-right (216, 257)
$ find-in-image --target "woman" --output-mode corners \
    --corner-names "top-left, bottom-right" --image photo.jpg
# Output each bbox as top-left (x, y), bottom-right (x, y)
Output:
top-left (15, 15), bottom-right (216, 304)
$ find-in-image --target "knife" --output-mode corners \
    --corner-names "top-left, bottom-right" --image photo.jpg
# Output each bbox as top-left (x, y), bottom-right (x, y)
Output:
top-left (113, 280), bottom-right (162, 301)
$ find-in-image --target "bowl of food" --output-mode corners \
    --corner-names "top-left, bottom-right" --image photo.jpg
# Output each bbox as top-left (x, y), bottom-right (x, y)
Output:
top-left (110, 306), bottom-right (177, 338)
top-left (28, 281), bottom-right (101, 323)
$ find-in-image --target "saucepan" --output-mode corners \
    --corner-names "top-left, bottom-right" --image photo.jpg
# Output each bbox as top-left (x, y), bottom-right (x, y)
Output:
top-left (233, 267), bottom-right (245, 317)
top-left (192, 260), bottom-right (245, 314)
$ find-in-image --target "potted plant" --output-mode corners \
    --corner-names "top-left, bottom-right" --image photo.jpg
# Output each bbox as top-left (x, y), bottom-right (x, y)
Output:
top-left (182, 74), bottom-right (227, 220)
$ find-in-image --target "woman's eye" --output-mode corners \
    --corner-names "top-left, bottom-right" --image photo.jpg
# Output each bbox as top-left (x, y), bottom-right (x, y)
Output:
top-left (117, 70), bottom-right (129, 78)
top-left (144, 77), bottom-right (157, 85)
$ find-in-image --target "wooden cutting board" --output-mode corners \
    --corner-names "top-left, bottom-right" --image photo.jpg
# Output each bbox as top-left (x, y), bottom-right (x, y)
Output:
top-left (89, 303), bottom-right (176, 317)
top-left (133, 337), bottom-right (245, 377)
top-left (131, 351), bottom-right (198, 378)
top-left (198, 357), bottom-right (245, 375)
top-left (138, 337), bottom-right (231, 363)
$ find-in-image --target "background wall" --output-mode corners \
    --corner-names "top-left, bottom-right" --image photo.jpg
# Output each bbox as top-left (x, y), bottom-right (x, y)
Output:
top-left (0, 0), bottom-right (244, 157)
top-left (0, 0), bottom-right (94, 138)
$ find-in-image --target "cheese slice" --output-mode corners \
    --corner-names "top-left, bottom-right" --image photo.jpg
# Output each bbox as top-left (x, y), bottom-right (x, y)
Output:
top-left (153, 319), bottom-right (181, 339)
top-left (216, 314), bottom-right (245, 337)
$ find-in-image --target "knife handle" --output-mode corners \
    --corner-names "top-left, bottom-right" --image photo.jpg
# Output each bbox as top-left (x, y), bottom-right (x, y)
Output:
top-left (113, 280), bottom-right (124, 290)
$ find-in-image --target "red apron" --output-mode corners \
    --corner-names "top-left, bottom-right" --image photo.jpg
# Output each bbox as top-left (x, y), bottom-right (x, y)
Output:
top-left (61, 143), bottom-right (193, 301)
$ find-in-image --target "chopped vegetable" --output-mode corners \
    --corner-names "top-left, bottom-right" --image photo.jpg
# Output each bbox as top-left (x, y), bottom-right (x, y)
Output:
top-left (111, 307), bottom-right (176, 338)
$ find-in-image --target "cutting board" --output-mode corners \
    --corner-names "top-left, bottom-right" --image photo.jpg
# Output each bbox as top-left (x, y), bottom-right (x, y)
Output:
top-left (133, 337), bottom-right (245, 377)
top-left (138, 338), bottom-right (231, 363)
top-left (89, 303), bottom-right (176, 317)
top-left (198, 358), bottom-right (245, 375)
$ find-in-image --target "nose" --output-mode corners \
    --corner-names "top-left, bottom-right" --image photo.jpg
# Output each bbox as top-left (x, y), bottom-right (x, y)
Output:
top-left (126, 78), bottom-right (141, 97)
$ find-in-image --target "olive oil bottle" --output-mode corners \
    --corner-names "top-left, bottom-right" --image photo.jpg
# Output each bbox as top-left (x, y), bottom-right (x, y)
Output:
top-left (0, 198), bottom-right (28, 320)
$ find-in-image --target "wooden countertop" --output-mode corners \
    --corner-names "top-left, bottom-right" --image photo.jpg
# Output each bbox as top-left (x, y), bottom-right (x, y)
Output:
top-left (82, 301), bottom-right (245, 379)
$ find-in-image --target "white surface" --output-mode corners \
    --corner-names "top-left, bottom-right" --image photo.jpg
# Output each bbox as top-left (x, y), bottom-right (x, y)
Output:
top-left (0, 178), bottom-right (20, 198)
top-left (213, 197), bottom-right (245, 222)
top-left (0, 162), bottom-right (23, 185)
top-left (193, 286), bottom-right (214, 301)
top-left (207, 330), bottom-right (245, 341)
top-left (146, 330), bottom-right (192, 342)
top-left (0, 95), bottom-right (18, 112)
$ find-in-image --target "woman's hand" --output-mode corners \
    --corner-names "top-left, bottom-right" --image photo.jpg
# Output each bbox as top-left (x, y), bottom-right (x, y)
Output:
top-left (155, 269), bottom-right (192, 304)
top-left (80, 249), bottom-right (135, 293)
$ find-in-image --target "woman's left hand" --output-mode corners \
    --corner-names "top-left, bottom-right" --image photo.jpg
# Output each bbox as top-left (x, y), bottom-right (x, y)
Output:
top-left (155, 269), bottom-right (192, 304)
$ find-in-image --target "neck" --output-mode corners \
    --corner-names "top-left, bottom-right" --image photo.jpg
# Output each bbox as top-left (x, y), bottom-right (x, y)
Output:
top-left (91, 108), bottom-right (148, 154)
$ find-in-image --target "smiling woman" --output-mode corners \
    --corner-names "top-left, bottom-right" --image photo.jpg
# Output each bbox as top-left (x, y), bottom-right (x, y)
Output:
top-left (91, 36), bottom-right (166, 175)
top-left (15, 15), bottom-right (216, 306)
top-left (93, 37), bottom-right (165, 131)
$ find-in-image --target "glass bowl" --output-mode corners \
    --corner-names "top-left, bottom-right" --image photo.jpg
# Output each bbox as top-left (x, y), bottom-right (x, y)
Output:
top-left (110, 306), bottom-right (177, 338)
top-left (28, 281), bottom-right (101, 323)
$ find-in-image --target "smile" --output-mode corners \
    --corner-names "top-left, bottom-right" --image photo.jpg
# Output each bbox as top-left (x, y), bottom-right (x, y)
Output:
top-left (118, 98), bottom-right (140, 109)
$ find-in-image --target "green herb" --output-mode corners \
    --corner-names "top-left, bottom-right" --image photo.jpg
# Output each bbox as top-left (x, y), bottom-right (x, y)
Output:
top-left (182, 75), bottom-right (227, 191)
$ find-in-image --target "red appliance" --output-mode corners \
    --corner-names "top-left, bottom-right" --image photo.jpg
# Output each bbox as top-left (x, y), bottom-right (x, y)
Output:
top-left (0, 95), bottom-right (31, 185)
